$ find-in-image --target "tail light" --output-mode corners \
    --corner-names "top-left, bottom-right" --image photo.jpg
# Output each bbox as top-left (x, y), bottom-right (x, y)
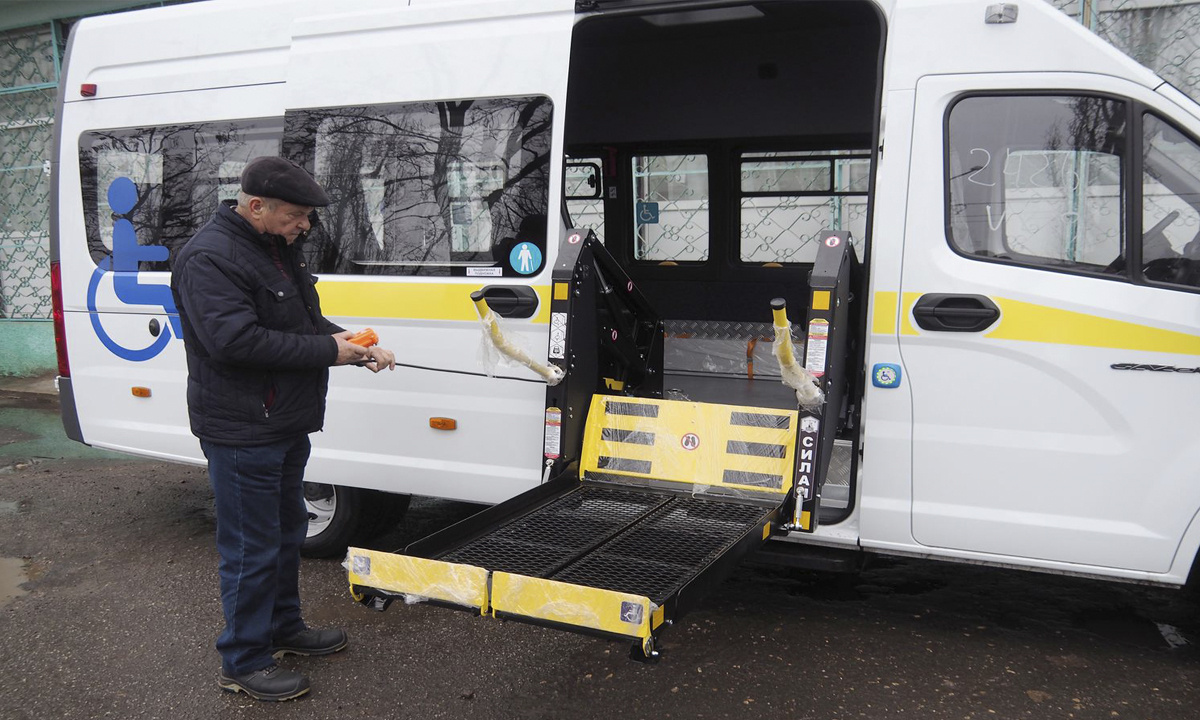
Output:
top-left (50, 261), bottom-right (70, 378)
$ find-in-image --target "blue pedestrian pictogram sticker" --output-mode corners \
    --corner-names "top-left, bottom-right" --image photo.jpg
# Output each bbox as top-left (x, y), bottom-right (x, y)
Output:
top-left (510, 241), bottom-right (543, 275)
top-left (872, 363), bottom-right (902, 389)
top-left (86, 176), bottom-right (181, 362)
top-left (636, 202), bottom-right (659, 225)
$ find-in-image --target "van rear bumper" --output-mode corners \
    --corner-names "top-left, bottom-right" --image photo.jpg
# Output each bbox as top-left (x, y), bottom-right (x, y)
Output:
top-left (58, 376), bottom-right (85, 444)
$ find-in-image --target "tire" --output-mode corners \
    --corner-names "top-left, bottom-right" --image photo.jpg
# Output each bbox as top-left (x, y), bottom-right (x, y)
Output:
top-left (301, 484), bottom-right (411, 558)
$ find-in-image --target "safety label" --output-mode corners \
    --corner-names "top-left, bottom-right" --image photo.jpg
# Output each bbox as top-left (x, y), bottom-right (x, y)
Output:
top-left (794, 416), bottom-right (820, 505)
top-left (549, 313), bottom-right (567, 359)
top-left (805, 319), bottom-right (829, 378)
top-left (467, 266), bottom-right (503, 277)
top-left (544, 407), bottom-right (562, 459)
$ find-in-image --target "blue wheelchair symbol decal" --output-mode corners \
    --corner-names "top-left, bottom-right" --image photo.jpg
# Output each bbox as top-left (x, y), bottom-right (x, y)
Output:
top-left (86, 176), bottom-right (181, 361)
top-left (871, 363), bottom-right (902, 389)
top-left (509, 242), bottom-right (542, 275)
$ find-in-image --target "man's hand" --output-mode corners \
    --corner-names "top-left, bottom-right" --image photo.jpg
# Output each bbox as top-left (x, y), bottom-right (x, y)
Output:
top-left (360, 345), bottom-right (396, 373)
top-left (333, 331), bottom-right (370, 366)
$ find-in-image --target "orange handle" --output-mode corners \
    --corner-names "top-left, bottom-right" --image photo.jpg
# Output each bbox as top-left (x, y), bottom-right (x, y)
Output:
top-left (348, 328), bottom-right (378, 347)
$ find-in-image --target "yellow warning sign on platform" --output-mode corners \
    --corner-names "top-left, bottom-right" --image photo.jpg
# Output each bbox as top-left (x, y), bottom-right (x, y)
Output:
top-left (580, 395), bottom-right (797, 495)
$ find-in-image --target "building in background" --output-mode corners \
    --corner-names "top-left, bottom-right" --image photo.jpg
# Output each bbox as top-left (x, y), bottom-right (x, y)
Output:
top-left (0, 0), bottom-right (1197, 375)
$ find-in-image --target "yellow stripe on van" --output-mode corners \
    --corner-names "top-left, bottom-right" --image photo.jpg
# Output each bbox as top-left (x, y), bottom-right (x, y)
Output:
top-left (987, 298), bottom-right (1200, 355)
top-left (872, 292), bottom-right (921, 336)
top-left (872, 291), bottom-right (898, 335)
top-left (318, 282), bottom-right (551, 323)
top-left (900, 293), bottom-right (921, 336)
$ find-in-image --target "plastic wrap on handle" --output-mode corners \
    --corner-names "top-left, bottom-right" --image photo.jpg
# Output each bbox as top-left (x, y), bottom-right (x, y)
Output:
top-left (472, 293), bottom-right (565, 386)
top-left (770, 300), bottom-right (824, 411)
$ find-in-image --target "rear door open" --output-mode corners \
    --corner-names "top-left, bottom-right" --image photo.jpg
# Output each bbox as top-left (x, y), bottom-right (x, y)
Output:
top-left (280, 0), bottom-right (576, 503)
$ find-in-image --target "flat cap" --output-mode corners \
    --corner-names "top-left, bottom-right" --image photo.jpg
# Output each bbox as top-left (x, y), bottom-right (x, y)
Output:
top-left (240, 156), bottom-right (330, 207)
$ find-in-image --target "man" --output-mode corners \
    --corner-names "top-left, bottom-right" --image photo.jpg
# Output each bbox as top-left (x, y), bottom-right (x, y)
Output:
top-left (171, 156), bottom-right (395, 701)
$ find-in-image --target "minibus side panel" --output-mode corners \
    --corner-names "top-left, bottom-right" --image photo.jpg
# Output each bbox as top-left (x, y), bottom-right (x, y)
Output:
top-left (856, 85), bottom-right (918, 548)
top-left (58, 84), bottom-right (287, 464)
top-left (57, 0), bottom-right (577, 505)
top-left (282, 0), bottom-right (576, 503)
top-left (902, 72), bottom-right (1200, 575)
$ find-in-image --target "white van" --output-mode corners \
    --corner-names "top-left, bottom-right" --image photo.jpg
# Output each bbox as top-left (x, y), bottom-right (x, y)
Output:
top-left (51, 0), bottom-right (1200, 595)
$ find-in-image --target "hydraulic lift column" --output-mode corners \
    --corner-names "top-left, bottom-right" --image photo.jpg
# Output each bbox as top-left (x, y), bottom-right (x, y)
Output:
top-left (541, 227), bottom-right (663, 480)
top-left (788, 229), bottom-right (855, 532)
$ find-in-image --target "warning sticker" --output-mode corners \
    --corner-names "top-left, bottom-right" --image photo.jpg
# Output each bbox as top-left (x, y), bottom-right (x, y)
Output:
top-left (681, 432), bottom-right (700, 451)
top-left (549, 313), bottom-right (567, 359)
top-left (805, 318), bottom-right (829, 378)
top-left (794, 417), bottom-right (819, 509)
top-left (466, 266), bottom-right (503, 277)
top-left (544, 407), bottom-right (562, 459)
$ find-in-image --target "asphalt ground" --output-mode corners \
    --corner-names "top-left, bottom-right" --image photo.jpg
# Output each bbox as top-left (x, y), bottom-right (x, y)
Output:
top-left (2, 383), bottom-right (1200, 719)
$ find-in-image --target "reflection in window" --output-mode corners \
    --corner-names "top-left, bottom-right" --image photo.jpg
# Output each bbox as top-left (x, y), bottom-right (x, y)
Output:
top-left (947, 95), bottom-right (1125, 273)
top-left (79, 120), bottom-right (282, 269)
top-left (1141, 113), bottom-right (1200, 288)
top-left (631, 154), bottom-right (708, 262)
top-left (739, 150), bottom-right (869, 263)
top-left (288, 96), bottom-right (552, 276)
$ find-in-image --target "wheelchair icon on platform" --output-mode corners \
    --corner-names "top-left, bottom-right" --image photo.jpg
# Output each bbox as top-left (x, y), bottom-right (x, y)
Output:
top-left (86, 176), bottom-right (181, 362)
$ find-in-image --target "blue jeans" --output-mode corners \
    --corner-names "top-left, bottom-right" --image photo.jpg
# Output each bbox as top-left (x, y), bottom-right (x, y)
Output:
top-left (201, 436), bottom-right (311, 675)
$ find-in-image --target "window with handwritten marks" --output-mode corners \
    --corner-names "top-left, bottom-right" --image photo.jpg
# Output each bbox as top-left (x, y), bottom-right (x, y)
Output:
top-left (947, 94), bottom-right (1125, 276)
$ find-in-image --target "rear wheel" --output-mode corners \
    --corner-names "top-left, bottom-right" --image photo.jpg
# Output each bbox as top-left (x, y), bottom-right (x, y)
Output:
top-left (301, 484), bottom-right (411, 558)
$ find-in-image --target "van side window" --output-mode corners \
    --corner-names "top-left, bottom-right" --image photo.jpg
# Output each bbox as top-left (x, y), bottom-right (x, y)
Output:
top-left (947, 95), bottom-right (1125, 274)
top-left (739, 150), bottom-right (869, 264)
top-left (285, 96), bottom-right (552, 277)
top-left (631, 154), bottom-right (709, 262)
top-left (78, 119), bottom-right (282, 268)
top-left (1140, 113), bottom-right (1200, 289)
top-left (565, 156), bottom-right (605, 243)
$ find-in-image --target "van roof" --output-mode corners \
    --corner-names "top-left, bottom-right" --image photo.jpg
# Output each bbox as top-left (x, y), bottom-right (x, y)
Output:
top-left (61, 0), bottom-right (1163, 102)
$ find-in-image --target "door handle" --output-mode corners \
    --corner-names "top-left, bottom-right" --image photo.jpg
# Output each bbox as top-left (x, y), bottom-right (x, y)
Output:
top-left (912, 294), bottom-right (1000, 332)
top-left (477, 285), bottom-right (539, 319)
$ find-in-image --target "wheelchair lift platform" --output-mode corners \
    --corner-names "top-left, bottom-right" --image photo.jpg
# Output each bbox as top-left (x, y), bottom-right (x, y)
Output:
top-left (347, 393), bottom-right (798, 660)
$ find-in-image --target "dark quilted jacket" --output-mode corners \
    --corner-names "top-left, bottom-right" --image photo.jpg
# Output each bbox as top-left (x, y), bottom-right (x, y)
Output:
top-left (170, 202), bottom-right (343, 446)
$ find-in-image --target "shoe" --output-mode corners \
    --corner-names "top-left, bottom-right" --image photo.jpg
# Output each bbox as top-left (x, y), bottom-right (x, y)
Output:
top-left (217, 664), bottom-right (310, 702)
top-left (272, 628), bottom-right (349, 658)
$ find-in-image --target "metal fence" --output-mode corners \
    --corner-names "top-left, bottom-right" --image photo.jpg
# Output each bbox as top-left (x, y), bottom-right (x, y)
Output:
top-left (0, 2), bottom-right (1198, 319)
top-left (1051, 0), bottom-right (1200, 101)
top-left (0, 22), bottom-right (59, 319)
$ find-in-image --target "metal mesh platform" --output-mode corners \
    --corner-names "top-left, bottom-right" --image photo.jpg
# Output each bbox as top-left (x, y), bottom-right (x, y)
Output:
top-left (438, 482), bottom-right (771, 604)
top-left (347, 395), bottom-right (797, 657)
top-left (440, 485), bottom-right (669, 577)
